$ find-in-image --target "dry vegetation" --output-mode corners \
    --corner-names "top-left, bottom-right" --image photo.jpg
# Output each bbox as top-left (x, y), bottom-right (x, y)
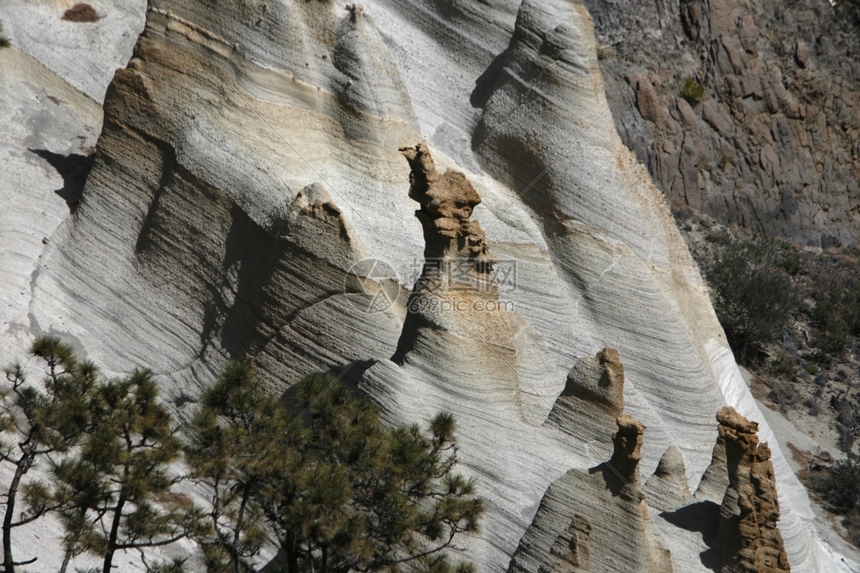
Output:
top-left (676, 207), bottom-right (860, 547)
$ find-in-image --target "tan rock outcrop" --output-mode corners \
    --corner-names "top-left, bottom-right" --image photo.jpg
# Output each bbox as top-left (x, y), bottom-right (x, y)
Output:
top-left (570, 347), bottom-right (625, 414)
top-left (715, 407), bottom-right (790, 573)
top-left (606, 413), bottom-right (646, 490)
top-left (393, 144), bottom-right (515, 360)
top-left (400, 143), bottom-right (492, 265)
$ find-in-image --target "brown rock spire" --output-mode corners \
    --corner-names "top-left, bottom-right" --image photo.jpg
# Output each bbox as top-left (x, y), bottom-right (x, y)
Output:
top-left (608, 414), bottom-right (646, 486)
top-left (400, 143), bottom-right (493, 268)
top-left (392, 144), bottom-right (514, 362)
top-left (714, 406), bottom-right (790, 573)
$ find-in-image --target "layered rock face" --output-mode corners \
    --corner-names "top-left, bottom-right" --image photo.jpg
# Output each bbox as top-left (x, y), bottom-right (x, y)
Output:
top-left (0, 0), bottom-right (145, 102)
top-left (586, 0), bottom-right (860, 247)
top-left (511, 399), bottom-right (674, 573)
top-left (2, 0), bottom-right (857, 571)
top-left (546, 347), bottom-right (626, 456)
top-left (24, 0), bottom-right (421, 398)
top-left (644, 446), bottom-right (693, 513)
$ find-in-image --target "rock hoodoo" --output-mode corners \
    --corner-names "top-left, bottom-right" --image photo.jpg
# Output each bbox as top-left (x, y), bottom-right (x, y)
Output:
top-left (510, 413), bottom-right (673, 573)
top-left (696, 432), bottom-right (731, 503)
top-left (400, 143), bottom-right (493, 267)
top-left (644, 445), bottom-right (692, 513)
top-left (606, 413), bottom-right (647, 489)
top-left (512, 350), bottom-right (672, 573)
top-left (715, 407), bottom-right (790, 573)
top-left (393, 144), bottom-right (514, 360)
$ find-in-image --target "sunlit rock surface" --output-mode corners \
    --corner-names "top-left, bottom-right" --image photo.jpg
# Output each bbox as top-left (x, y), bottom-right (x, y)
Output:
top-left (1, 0), bottom-right (858, 571)
top-left (644, 446), bottom-right (692, 513)
top-left (509, 414), bottom-right (673, 573)
top-left (714, 406), bottom-right (790, 573)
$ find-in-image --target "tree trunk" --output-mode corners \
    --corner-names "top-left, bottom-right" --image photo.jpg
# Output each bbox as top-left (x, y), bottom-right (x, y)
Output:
top-left (102, 494), bottom-right (126, 573)
top-left (286, 531), bottom-right (299, 573)
top-left (2, 459), bottom-right (27, 573)
top-left (58, 551), bottom-right (71, 573)
top-left (232, 481), bottom-right (251, 573)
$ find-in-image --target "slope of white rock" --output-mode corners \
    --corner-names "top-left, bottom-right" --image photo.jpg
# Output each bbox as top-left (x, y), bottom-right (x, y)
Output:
top-left (0, 0), bottom-right (145, 102)
top-left (1, 0), bottom-right (858, 572)
top-left (0, 41), bottom-right (202, 572)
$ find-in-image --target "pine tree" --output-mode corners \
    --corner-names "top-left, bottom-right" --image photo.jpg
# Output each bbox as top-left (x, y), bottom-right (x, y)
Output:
top-left (188, 365), bottom-right (484, 573)
top-left (185, 361), bottom-right (300, 573)
top-left (711, 241), bottom-right (796, 362)
top-left (279, 374), bottom-right (483, 573)
top-left (0, 336), bottom-right (96, 573)
top-left (43, 369), bottom-right (204, 573)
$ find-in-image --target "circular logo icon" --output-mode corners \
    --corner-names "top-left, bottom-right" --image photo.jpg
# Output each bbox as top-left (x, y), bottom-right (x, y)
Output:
top-left (344, 259), bottom-right (402, 314)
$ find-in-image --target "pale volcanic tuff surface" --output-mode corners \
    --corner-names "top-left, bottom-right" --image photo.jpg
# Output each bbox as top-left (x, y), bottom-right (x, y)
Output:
top-left (0, 0), bottom-right (858, 572)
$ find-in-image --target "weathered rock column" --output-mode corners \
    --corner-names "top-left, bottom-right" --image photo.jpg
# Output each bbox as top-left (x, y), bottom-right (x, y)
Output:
top-left (393, 144), bottom-right (515, 361)
top-left (715, 406), bottom-right (790, 573)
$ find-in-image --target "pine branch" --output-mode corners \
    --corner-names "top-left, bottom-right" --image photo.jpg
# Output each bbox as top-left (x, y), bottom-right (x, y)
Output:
top-left (115, 530), bottom-right (189, 550)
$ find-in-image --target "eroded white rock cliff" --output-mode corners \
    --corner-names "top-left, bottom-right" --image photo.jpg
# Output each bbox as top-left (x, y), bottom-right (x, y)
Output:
top-left (1, 0), bottom-right (858, 571)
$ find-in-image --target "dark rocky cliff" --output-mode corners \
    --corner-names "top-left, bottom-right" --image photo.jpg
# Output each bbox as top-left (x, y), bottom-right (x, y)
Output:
top-left (586, 0), bottom-right (860, 248)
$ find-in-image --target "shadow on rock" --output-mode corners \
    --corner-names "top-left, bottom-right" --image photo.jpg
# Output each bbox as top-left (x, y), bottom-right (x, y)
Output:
top-left (588, 460), bottom-right (628, 498)
top-left (29, 148), bottom-right (95, 213)
top-left (278, 359), bottom-right (377, 411)
top-left (660, 500), bottom-right (721, 571)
